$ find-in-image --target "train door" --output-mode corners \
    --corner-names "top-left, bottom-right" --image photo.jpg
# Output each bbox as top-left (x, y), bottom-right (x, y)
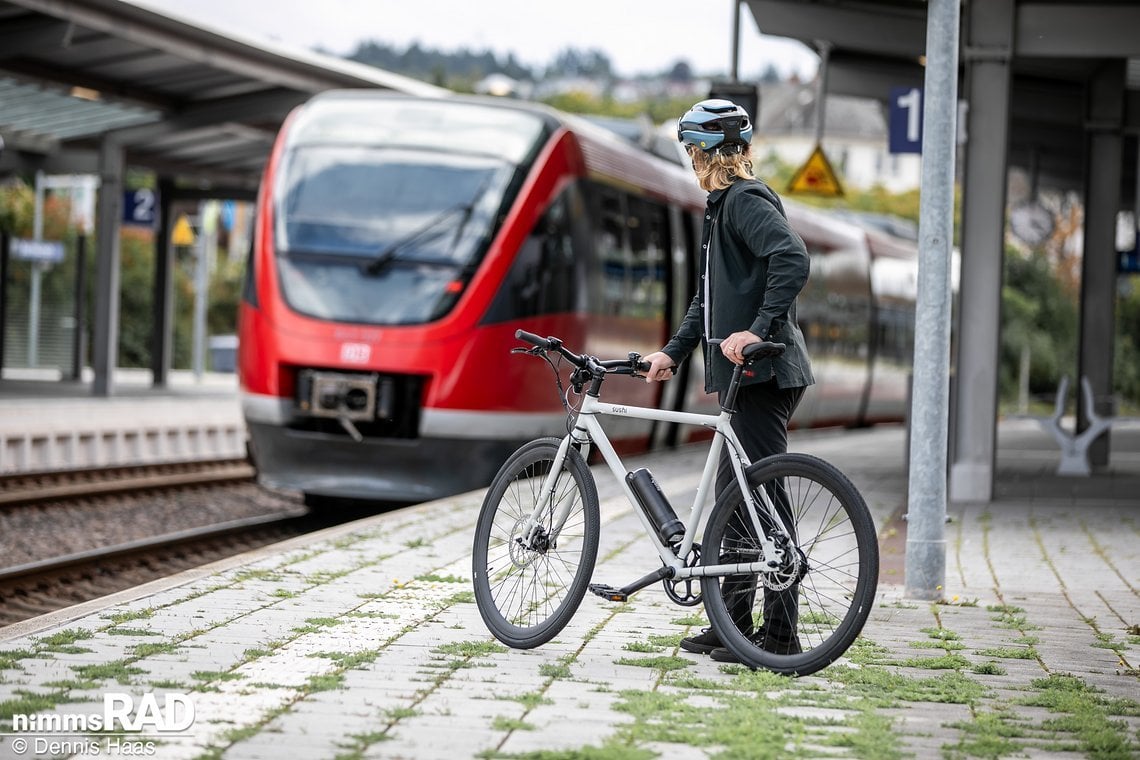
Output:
top-left (651, 204), bottom-right (703, 449)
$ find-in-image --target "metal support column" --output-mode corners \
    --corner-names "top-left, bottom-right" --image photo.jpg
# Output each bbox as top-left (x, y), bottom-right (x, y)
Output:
top-left (948, 0), bottom-right (1015, 504)
top-left (904, 0), bottom-right (959, 601)
top-left (731, 0), bottom-right (742, 81)
top-left (151, 178), bottom-right (175, 388)
top-left (69, 235), bottom-right (88, 381)
top-left (92, 139), bottom-right (124, 397)
top-left (0, 231), bottom-right (8, 375)
top-left (1078, 60), bottom-right (1126, 467)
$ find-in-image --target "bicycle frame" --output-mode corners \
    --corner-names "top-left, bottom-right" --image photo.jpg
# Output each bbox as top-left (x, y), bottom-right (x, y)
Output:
top-left (524, 392), bottom-right (793, 582)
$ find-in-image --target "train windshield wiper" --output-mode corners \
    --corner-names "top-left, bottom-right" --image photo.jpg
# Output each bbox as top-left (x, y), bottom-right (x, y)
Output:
top-left (363, 202), bottom-right (474, 276)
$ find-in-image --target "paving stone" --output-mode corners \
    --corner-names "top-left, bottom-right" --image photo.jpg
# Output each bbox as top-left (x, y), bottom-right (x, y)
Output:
top-left (1, 426), bottom-right (1137, 758)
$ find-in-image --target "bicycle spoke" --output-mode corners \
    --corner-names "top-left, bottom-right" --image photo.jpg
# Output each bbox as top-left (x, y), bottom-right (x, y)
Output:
top-left (701, 453), bottom-right (877, 675)
top-left (473, 438), bottom-right (600, 647)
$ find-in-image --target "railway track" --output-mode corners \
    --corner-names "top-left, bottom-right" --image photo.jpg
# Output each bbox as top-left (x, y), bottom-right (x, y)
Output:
top-left (0, 458), bottom-right (256, 507)
top-left (0, 460), bottom-right (351, 628)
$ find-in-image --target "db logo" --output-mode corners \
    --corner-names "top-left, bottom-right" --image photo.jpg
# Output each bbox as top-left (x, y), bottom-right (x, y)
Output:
top-left (340, 342), bottom-right (371, 363)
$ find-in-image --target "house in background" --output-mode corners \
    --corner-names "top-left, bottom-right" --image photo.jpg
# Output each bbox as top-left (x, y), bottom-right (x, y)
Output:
top-left (754, 81), bottom-right (922, 194)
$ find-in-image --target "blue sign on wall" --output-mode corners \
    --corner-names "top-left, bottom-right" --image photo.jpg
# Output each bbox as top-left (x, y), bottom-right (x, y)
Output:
top-left (12, 238), bottom-right (66, 263)
top-left (889, 86), bottom-right (924, 154)
top-left (123, 188), bottom-right (158, 226)
top-left (1120, 245), bottom-right (1140, 274)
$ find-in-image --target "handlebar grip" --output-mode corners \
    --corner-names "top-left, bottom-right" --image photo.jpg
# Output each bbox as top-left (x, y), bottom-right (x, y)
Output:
top-left (635, 360), bottom-right (677, 375)
top-left (515, 329), bottom-right (553, 349)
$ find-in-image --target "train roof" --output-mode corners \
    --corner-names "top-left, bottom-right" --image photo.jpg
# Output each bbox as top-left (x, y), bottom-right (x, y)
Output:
top-left (299, 90), bottom-right (707, 210)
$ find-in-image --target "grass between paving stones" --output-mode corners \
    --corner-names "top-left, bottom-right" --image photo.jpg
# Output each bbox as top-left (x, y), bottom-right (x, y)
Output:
top-left (477, 604), bottom-right (639, 759)
top-left (487, 659), bottom-right (916, 760)
top-left (939, 672), bottom-right (1140, 758)
top-left (193, 573), bottom-right (483, 757)
top-left (0, 509), bottom-right (473, 739)
top-left (487, 598), bottom-right (1002, 760)
top-left (491, 595), bottom-right (1119, 759)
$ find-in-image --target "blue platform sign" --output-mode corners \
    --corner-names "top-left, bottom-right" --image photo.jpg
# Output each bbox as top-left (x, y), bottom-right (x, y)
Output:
top-left (1120, 245), bottom-right (1140, 274)
top-left (123, 188), bottom-right (158, 226)
top-left (11, 238), bottom-right (65, 263)
top-left (889, 86), bottom-right (924, 154)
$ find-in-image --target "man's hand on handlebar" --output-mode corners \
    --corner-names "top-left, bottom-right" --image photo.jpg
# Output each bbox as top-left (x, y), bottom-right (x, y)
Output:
top-left (642, 351), bottom-right (677, 383)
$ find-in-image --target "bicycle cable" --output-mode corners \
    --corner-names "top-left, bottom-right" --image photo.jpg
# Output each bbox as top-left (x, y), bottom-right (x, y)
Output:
top-left (515, 345), bottom-right (573, 414)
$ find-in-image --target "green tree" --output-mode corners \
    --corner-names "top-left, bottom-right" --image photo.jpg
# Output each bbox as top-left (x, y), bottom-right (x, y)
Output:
top-left (1000, 247), bottom-right (1079, 407)
top-left (117, 228), bottom-right (155, 368)
top-left (1115, 280), bottom-right (1140, 409)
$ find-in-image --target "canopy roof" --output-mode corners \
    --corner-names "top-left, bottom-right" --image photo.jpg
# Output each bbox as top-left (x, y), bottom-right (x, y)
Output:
top-left (0, 0), bottom-right (446, 189)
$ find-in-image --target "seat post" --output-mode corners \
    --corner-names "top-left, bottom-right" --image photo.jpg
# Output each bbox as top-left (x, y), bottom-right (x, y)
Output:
top-left (721, 363), bottom-right (747, 413)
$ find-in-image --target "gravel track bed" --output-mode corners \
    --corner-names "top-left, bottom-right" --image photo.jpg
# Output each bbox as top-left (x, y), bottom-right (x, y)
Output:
top-left (0, 483), bottom-right (306, 568)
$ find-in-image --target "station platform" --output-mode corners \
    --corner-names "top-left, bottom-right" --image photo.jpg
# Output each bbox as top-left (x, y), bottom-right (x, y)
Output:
top-left (0, 369), bottom-right (245, 474)
top-left (0, 421), bottom-right (1137, 759)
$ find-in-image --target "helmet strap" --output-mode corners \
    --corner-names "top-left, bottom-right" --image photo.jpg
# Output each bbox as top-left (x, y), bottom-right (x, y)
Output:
top-left (713, 143), bottom-right (745, 157)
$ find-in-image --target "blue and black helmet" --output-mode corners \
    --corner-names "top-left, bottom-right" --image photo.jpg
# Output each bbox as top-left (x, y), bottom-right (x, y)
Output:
top-left (677, 99), bottom-right (753, 153)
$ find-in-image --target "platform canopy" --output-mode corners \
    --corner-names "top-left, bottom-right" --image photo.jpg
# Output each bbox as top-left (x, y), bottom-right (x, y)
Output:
top-left (745, 0), bottom-right (1140, 506)
top-left (0, 0), bottom-right (449, 398)
top-left (745, 0), bottom-right (1140, 200)
top-left (0, 0), bottom-right (446, 189)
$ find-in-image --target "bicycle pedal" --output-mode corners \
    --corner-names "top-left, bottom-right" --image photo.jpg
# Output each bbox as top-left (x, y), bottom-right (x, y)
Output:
top-left (588, 583), bottom-right (628, 603)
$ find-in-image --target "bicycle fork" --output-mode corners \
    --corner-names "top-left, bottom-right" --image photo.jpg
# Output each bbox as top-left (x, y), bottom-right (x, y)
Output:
top-left (520, 435), bottom-right (580, 551)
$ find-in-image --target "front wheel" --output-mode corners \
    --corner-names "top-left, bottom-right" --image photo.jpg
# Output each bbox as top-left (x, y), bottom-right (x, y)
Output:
top-left (701, 452), bottom-right (878, 676)
top-left (472, 437), bottom-right (600, 649)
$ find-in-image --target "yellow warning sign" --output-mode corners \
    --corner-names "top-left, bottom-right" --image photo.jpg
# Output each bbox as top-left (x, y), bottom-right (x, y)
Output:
top-left (172, 214), bottom-right (196, 246)
top-left (787, 145), bottom-right (844, 197)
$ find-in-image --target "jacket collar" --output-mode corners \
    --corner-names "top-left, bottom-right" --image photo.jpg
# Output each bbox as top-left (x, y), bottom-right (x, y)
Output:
top-left (708, 186), bottom-right (730, 205)
top-left (708, 176), bottom-right (746, 206)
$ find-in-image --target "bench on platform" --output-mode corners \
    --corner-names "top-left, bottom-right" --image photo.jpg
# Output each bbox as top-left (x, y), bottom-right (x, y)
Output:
top-left (1039, 375), bottom-right (1116, 476)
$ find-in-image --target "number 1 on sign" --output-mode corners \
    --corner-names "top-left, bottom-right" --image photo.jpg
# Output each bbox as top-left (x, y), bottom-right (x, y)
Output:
top-left (896, 88), bottom-right (922, 143)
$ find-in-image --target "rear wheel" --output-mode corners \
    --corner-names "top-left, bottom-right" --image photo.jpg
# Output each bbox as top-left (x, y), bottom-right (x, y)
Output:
top-left (701, 452), bottom-right (878, 676)
top-left (472, 438), bottom-right (600, 648)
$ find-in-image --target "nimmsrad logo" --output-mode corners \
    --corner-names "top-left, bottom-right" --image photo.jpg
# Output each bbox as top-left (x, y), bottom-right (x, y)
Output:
top-left (11, 693), bottom-right (194, 733)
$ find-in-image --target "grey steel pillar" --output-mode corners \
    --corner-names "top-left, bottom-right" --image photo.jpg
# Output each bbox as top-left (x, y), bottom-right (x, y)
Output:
top-left (948, 0), bottom-right (1015, 504)
top-left (92, 139), bottom-right (124, 397)
top-left (1078, 60), bottom-right (1125, 468)
top-left (731, 0), bottom-right (742, 81)
top-left (69, 236), bottom-right (88, 381)
top-left (904, 0), bottom-right (959, 601)
top-left (0, 231), bottom-right (8, 375)
top-left (151, 178), bottom-right (175, 388)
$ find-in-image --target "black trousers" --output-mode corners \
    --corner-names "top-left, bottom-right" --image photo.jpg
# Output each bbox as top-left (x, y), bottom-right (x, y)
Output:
top-left (715, 379), bottom-right (805, 642)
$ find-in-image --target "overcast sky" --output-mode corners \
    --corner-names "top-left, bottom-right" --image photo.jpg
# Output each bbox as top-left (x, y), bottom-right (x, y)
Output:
top-left (128, 0), bottom-right (819, 80)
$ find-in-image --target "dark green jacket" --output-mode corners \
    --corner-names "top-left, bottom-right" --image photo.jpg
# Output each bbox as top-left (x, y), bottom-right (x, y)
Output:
top-left (663, 178), bottom-right (815, 393)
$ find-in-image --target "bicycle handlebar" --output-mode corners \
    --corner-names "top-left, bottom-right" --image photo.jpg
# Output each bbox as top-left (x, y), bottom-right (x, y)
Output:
top-left (513, 329), bottom-right (785, 376)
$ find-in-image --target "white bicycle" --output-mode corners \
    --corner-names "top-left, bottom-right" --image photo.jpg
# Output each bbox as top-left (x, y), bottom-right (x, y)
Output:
top-left (471, 330), bottom-right (878, 675)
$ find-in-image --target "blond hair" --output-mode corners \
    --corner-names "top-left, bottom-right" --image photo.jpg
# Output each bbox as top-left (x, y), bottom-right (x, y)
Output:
top-left (687, 145), bottom-right (755, 192)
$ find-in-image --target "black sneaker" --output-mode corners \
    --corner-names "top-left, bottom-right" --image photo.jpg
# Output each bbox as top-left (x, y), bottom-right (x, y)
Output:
top-left (679, 627), bottom-right (722, 655)
top-left (708, 628), bottom-right (802, 663)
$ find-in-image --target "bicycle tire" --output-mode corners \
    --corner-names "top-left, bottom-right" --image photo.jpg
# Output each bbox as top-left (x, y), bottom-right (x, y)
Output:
top-left (472, 437), bottom-right (600, 649)
top-left (701, 452), bottom-right (878, 676)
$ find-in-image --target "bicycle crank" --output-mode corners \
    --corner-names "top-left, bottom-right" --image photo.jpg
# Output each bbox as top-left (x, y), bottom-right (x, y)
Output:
top-left (663, 543), bottom-right (702, 606)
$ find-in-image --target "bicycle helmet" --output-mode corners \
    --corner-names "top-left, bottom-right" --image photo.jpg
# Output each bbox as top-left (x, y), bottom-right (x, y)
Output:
top-left (677, 99), bottom-right (753, 154)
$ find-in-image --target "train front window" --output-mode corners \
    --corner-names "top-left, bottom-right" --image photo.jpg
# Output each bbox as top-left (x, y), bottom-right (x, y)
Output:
top-left (278, 149), bottom-right (510, 260)
top-left (272, 97), bottom-right (548, 325)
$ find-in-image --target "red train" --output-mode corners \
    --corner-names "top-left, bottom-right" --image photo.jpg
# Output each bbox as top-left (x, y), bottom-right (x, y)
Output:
top-left (238, 91), bottom-right (916, 504)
